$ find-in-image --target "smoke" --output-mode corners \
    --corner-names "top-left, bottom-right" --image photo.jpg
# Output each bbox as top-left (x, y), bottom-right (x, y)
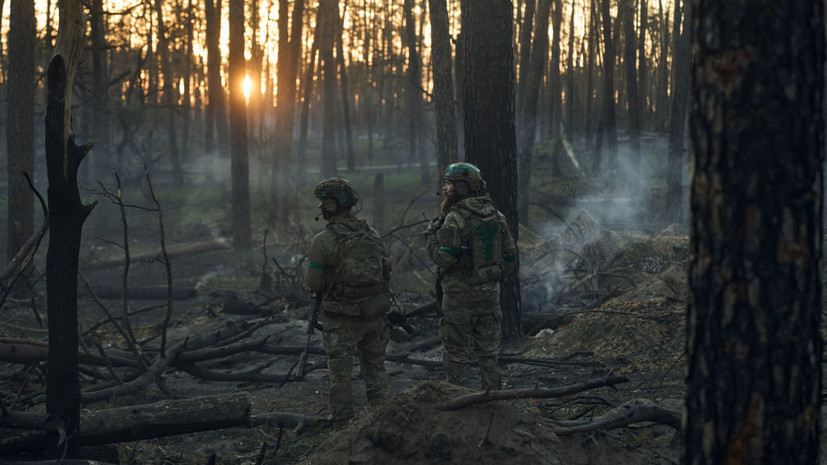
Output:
top-left (521, 138), bottom-right (689, 313)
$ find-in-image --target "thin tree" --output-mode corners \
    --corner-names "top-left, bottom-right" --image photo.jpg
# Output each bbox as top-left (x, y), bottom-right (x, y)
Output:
top-left (517, 0), bottom-right (551, 226)
top-left (622, 0), bottom-right (641, 201)
top-left (428, 0), bottom-right (458, 175)
top-left (599, 0), bottom-right (618, 171)
top-left (685, 1), bottom-right (823, 463)
top-left (565, 1), bottom-right (576, 134)
top-left (228, 0), bottom-right (252, 257)
top-left (319, 0), bottom-right (338, 178)
top-left (6, 0), bottom-right (36, 293)
top-left (403, 0), bottom-right (427, 184)
top-left (664, 0), bottom-right (688, 224)
top-left (296, 18), bottom-right (320, 187)
top-left (637, 0), bottom-right (648, 126)
top-left (153, 0), bottom-right (183, 186)
top-left (547, 0), bottom-right (562, 140)
top-left (335, 0), bottom-right (356, 173)
top-left (89, 0), bottom-right (111, 181)
top-left (206, 0), bottom-right (229, 158)
top-left (460, 0), bottom-right (522, 338)
top-left (45, 0), bottom-right (95, 456)
top-left (516, 0), bottom-right (536, 120)
top-left (271, 0), bottom-right (305, 227)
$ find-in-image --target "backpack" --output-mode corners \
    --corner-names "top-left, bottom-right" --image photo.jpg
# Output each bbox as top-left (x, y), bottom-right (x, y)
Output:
top-left (330, 222), bottom-right (388, 299)
top-left (454, 205), bottom-right (505, 285)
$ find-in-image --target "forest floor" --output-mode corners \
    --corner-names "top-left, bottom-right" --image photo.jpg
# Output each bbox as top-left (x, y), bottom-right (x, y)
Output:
top-left (1, 205), bottom-right (697, 465)
top-left (3, 152), bottom-right (827, 464)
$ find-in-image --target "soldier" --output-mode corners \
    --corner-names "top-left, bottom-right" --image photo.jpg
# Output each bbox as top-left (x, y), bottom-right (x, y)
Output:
top-left (305, 176), bottom-right (392, 425)
top-left (425, 163), bottom-right (517, 390)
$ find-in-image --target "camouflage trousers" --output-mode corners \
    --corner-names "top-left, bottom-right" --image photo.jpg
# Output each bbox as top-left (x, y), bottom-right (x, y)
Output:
top-left (438, 295), bottom-right (502, 390)
top-left (322, 313), bottom-right (390, 421)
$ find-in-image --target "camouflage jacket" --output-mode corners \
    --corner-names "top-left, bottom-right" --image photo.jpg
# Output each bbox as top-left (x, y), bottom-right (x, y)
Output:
top-left (306, 212), bottom-right (389, 303)
top-left (426, 195), bottom-right (517, 303)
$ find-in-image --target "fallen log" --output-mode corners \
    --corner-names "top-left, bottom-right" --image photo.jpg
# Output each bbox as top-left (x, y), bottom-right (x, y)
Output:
top-left (0, 393), bottom-right (250, 455)
top-left (439, 375), bottom-right (629, 410)
top-left (548, 399), bottom-right (681, 434)
top-left (82, 238), bottom-right (232, 270)
top-left (0, 338), bottom-right (140, 368)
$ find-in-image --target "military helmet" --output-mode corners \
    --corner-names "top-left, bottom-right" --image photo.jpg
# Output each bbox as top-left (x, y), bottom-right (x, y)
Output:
top-left (444, 162), bottom-right (484, 194)
top-left (314, 176), bottom-right (359, 208)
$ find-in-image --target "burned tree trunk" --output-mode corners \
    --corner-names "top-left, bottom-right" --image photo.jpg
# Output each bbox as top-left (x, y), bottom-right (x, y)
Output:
top-left (460, 0), bottom-right (522, 338)
top-left (686, 0), bottom-right (824, 463)
top-left (45, 0), bottom-right (95, 457)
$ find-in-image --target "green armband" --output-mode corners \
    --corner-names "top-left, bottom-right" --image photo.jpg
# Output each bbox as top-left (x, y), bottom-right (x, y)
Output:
top-left (439, 246), bottom-right (459, 258)
top-left (309, 261), bottom-right (325, 270)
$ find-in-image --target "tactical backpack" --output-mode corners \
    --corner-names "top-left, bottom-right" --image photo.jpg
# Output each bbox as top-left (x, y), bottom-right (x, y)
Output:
top-left (323, 220), bottom-right (391, 318)
top-left (454, 205), bottom-right (506, 285)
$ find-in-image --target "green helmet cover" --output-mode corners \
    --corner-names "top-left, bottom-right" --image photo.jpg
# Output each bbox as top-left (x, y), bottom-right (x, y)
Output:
top-left (444, 162), bottom-right (484, 193)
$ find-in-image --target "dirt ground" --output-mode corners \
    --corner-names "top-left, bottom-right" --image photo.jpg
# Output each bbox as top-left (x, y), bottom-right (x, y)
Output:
top-left (1, 203), bottom-right (824, 465)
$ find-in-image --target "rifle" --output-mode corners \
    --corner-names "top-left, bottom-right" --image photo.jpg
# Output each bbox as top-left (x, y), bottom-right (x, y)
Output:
top-left (434, 268), bottom-right (445, 316)
top-left (296, 292), bottom-right (323, 379)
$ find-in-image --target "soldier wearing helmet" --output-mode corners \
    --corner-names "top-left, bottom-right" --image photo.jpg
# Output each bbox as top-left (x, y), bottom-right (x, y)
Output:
top-left (425, 163), bottom-right (517, 390)
top-left (306, 176), bottom-right (391, 425)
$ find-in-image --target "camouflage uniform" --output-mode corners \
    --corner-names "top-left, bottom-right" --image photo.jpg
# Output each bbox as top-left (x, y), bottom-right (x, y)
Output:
top-left (306, 212), bottom-right (391, 422)
top-left (427, 194), bottom-right (517, 390)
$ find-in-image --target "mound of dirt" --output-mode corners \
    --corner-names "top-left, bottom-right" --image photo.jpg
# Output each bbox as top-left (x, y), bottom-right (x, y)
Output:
top-left (301, 381), bottom-right (676, 465)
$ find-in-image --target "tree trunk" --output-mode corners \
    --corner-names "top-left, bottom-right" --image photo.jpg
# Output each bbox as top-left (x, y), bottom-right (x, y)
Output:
top-left (583, 0), bottom-right (598, 151)
top-left (153, 0), bottom-right (183, 187)
top-left (516, 0), bottom-right (536, 124)
top-left (565, 4), bottom-right (576, 134)
top-left (547, 0), bottom-right (562, 140)
top-left (182, 0), bottom-right (194, 163)
top-left (6, 0), bottom-right (36, 287)
top-left (664, 0), bottom-right (688, 225)
top-left (89, 0), bottom-right (111, 181)
top-left (45, 0), bottom-right (94, 456)
top-left (428, 0), bottom-right (458, 176)
top-left (204, 0), bottom-right (217, 156)
top-left (622, 0), bottom-right (641, 201)
top-left (270, 0), bottom-right (305, 228)
top-left (228, 0), bottom-right (251, 257)
top-left (686, 1), bottom-right (824, 463)
top-left (655, 0), bottom-right (669, 133)
top-left (334, 0), bottom-right (356, 173)
top-left (207, 0), bottom-right (229, 159)
top-left (319, 0), bottom-right (338, 178)
top-left (600, 0), bottom-right (618, 171)
top-left (460, 0), bottom-right (522, 339)
top-left (296, 22), bottom-right (320, 189)
top-left (637, 0), bottom-right (648, 127)
top-left (517, 0), bottom-right (551, 226)
top-left (403, 0), bottom-right (427, 184)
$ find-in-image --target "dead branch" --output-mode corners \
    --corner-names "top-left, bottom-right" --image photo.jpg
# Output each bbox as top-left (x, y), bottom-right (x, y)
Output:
top-left (547, 399), bottom-right (681, 435)
top-left (81, 343), bottom-right (185, 403)
top-left (439, 375), bottom-right (629, 410)
top-left (174, 362), bottom-right (289, 384)
top-left (143, 165), bottom-right (174, 356)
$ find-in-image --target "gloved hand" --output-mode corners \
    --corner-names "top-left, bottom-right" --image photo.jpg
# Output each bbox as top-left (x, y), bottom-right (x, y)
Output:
top-left (424, 216), bottom-right (443, 238)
